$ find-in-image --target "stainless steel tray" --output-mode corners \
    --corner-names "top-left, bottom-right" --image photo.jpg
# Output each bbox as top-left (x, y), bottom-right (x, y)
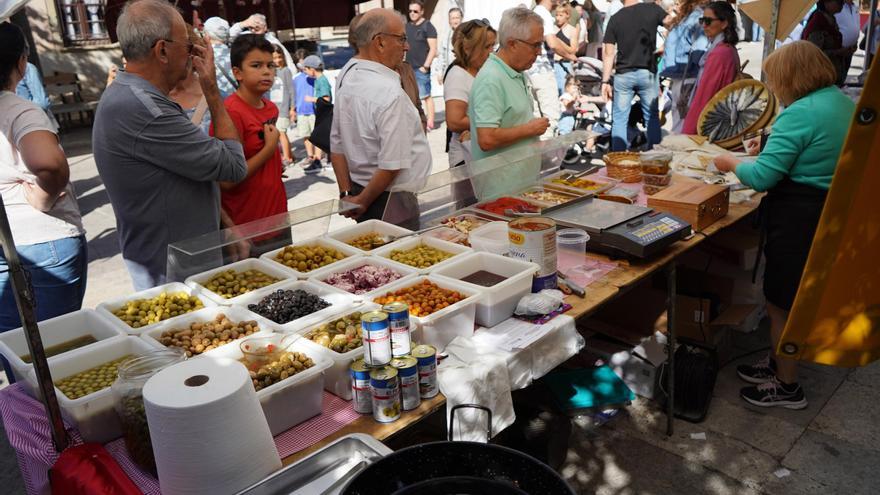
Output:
top-left (236, 434), bottom-right (392, 495)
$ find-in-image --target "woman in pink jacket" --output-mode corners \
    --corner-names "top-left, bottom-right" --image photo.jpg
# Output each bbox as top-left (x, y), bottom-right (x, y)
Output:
top-left (682, 1), bottom-right (741, 135)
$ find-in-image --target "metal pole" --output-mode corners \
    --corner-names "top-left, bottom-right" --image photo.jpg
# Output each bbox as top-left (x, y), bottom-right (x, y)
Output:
top-left (0, 198), bottom-right (69, 452)
top-left (867, 0), bottom-right (879, 74)
top-left (761, 0), bottom-right (781, 82)
top-left (666, 262), bottom-right (676, 436)
top-left (288, 0), bottom-right (298, 50)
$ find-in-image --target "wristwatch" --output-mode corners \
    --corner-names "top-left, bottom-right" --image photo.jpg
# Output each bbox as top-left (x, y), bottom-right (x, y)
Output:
top-left (339, 190), bottom-right (352, 199)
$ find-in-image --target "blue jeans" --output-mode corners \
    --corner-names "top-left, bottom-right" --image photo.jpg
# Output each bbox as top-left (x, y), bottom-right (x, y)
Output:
top-left (611, 69), bottom-right (661, 151)
top-left (558, 114), bottom-right (575, 135)
top-left (1, 235), bottom-right (87, 382)
top-left (413, 67), bottom-right (431, 99)
top-left (554, 61), bottom-right (573, 96)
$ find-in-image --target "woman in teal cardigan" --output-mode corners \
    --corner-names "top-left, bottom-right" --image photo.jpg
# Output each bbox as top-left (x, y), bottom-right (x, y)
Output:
top-left (714, 41), bottom-right (855, 411)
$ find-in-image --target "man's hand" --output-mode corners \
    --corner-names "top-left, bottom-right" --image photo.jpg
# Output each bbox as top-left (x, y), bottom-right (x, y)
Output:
top-left (289, 109), bottom-right (296, 122)
top-left (601, 83), bottom-right (613, 101)
top-left (263, 124), bottom-right (280, 148)
top-left (459, 130), bottom-right (471, 142)
top-left (527, 117), bottom-right (550, 137)
top-left (191, 42), bottom-right (219, 95)
top-left (22, 181), bottom-right (64, 212)
top-left (341, 194), bottom-right (368, 219)
top-left (418, 66), bottom-right (429, 73)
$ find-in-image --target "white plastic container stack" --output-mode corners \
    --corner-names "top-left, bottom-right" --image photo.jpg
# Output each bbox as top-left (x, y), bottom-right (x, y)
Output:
top-left (307, 255), bottom-right (419, 301)
top-left (205, 333), bottom-right (332, 435)
top-left (140, 306), bottom-right (276, 359)
top-left (324, 219), bottom-right (413, 255)
top-left (467, 221), bottom-right (510, 255)
top-left (372, 235), bottom-right (473, 274)
top-left (295, 303), bottom-right (379, 399)
top-left (184, 258), bottom-right (294, 306)
top-left (232, 279), bottom-right (356, 333)
top-left (259, 237), bottom-right (361, 278)
top-left (432, 252), bottom-right (539, 327)
top-left (96, 282), bottom-right (215, 335)
top-left (0, 309), bottom-right (126, 383)
top-left (26, 336), bottom-right (162, 443)
top-left (369, 275), bottom-right (483, 352)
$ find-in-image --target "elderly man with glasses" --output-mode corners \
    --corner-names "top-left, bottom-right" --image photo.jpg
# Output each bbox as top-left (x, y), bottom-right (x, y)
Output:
top-left (92, 0), bottom-right (247, 290)
top-left (330, 8), bottom-right (431, 226)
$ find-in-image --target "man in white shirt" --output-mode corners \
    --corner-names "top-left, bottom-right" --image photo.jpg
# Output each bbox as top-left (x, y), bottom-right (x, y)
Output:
top-left (527, 0), bottom-right (578, 136)
top-left (835, 0), bottom-right (861, 74)
top-left (330, 9), bottom-right (431, 224)
top-left (435, 7), bottom-right (463, 86)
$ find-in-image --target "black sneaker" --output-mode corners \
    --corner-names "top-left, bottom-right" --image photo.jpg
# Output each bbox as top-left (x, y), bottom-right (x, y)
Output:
top-left (304, 159), bottom-right (322, 175)
top-left (740, 378), bottom-right (808, 410)
top-left (737, 355), bottom-right (777, 384)
top-left (563, 146), bottom-right (581, 164)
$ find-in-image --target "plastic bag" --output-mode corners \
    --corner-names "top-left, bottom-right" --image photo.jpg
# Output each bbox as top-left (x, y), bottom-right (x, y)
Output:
top-left (514, 289), bottom-right (565, 316)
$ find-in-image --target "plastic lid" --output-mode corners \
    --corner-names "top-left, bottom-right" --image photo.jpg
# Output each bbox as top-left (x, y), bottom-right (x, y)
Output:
top-left (640, 150), bottom-right (673, 161)
top-left (556, 228), bottom-right (590, 244)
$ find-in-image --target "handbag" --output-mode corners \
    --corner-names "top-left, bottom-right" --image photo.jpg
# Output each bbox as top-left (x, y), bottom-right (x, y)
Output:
top-left (309, 62), bottom-right (358, 154)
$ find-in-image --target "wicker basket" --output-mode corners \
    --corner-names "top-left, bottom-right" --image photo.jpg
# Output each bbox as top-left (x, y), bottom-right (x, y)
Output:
top-left (603, 152), bottom-right (642, 183)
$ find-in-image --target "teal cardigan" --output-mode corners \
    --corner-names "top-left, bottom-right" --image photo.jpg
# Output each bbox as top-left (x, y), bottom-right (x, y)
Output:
top-left (735, 86), bottom-right (855, 192)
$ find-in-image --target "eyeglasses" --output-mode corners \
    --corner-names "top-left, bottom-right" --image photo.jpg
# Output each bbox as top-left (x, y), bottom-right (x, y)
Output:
top-left (460, 18), bottom-right (491, 34)
top-left (153, 38), bottom-right (195, 54)
top-left (373, 32), bottom-right (408, 44)
top-left (699, 17), bottom-right (721, 26)
top-left (514, 38), bottom-right (544, 51)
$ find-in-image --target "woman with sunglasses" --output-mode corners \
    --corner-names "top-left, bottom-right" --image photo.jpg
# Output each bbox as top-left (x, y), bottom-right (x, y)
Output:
top-left (681, 1), bottom-right (740, 135)
top-left (443, 19), bottom-right (498, 168)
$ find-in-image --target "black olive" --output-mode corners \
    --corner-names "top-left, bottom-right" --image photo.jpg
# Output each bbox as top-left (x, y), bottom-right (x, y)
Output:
top-left (246, 289), bottom-right (330, 324)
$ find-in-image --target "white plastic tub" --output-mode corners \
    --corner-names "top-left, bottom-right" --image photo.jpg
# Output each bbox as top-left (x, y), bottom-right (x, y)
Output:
top-left (432, 252), bottom-right (539, 328)
top-left (232, 279), bottom-right (356, 333)
top-left (184, 258), bottom-right (294, 306)
top-left (96, 282), bottom-right (215, 335)
top-left (468, 221), bottom-right (510, 256)
top-left (367, 275), bottom-right (483, 353)
top-left (259, 237), bottom-right (361, 278)
top-left (307, 255), bottom-right (419, 301)
top-left (324, 219), bottom-right (413, 255)
top-left (0, 309), bottom-right (127, 384)
top-left (140, 306), bottom-right (276, 359)
top-left (372, 235), bottom-right (473, 275)
top-left (206, 334), bottom-right (333, 435)
top-left (295, 303), bottom-right (380, 400)
top-left (25, 336), bottom-right (162, 443)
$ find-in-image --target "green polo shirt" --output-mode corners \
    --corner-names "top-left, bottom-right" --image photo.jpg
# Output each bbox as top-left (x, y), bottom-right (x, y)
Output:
top-left (469, 53), bottom-right (536, 163)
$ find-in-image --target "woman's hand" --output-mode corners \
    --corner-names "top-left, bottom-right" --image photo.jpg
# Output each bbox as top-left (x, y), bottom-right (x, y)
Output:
top-left (22, 181), bottom-right (64, 212)
top-left (713, 153), bottom-right (741, 173)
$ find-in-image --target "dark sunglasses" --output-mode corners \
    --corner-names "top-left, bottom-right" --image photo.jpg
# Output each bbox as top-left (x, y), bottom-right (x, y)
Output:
top-left (257, 118), bottom-right (278, 141)
top-left (409, 9), bottom-right (421, 13)
top-left (373, 32), bottom-right (408, 44)
top-left (699, 16), bottom-right (721, 26)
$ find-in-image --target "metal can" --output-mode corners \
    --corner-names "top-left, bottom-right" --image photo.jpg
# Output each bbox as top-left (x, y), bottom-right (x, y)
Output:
top-left (411, 344), bottom-right (438, 398)
top-left (361, 311), bottom-right (392, 366)
top-left (508, 217), bottom-right (557, 292)
top-left (369, 366), bottom-right (401, 423)
top-left (390, 356), bottom-right (421, 411)
top-left (384, 302), bottom-right (412, 357)
top-left (350, 359), bottom-right (373, 414)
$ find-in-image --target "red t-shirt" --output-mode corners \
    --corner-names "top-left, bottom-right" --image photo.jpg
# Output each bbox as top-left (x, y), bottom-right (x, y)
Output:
top-left (215, 93), bottom-right (287, 228)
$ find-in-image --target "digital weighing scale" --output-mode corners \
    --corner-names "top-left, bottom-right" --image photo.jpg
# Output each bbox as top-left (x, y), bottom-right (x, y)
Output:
top-left (544, 196), bottom-right (692, 259)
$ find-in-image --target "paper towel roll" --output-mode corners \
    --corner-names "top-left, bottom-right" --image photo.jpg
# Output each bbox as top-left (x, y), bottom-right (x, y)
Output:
top-left (143, 357), bottom-right (281, 494)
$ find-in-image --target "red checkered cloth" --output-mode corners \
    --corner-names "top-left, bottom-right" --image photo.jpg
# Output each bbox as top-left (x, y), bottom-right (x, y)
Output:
top-left (0, 384), bottom-right (361, 494)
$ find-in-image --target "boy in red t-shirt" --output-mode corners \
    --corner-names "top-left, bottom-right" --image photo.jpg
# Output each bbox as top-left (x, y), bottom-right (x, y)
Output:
top-left (213, 34), bottom-right (288, 251)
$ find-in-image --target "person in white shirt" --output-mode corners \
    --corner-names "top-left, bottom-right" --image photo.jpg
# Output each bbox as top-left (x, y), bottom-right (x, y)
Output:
top-left (330, 9), bottom-right (431, 224)
top-left (435, 7), bottom-right (463, 86)
top-left (835, 0), bottom-right (861, 72)
top-left (527, 0), bottom-right (578, 136)
top-left (602, 0), bottom-right (624, 35)
top-left (444, 19), bottom-right (498, 167)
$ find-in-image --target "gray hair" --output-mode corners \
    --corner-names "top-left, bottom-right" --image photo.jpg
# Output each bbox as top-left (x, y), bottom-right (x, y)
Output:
top-left (117, 0), bottom-right (179, 61)
top-left (498, 7), bottom-right (543, 46)
top-left (249, 13), bottom-right (267, 28)
top-left (351, 9), bottom-right (405, 49)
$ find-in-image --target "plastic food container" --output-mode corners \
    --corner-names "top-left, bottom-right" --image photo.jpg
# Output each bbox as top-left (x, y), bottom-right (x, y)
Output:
top-left (422, 226), bottom-right (470, 246)
top-left (140, 306), bottom-right (276, 359)
top-left (0, 309), bottom-right (126, 384)
top-left (307, 255), bottom-right (419, 300)
top-left (432, 252), bottom-right (539, 328)
top-left (644, 184), bottom-right (670, 196)
top-left (184, 258), bottom-right (294, 306)
top-left (440, 212), bottom-right (493, 234)
top-left (205, 334), bottom-right (333, 435)
top-left (25, 336), bottom-right (162, 443)
top-left (639, 150), bottom-right (673, 175)
top-left (556, 228), bottom-right (591, 278)
top-left (295, 303), bottom-right (380, 400)
top-left (474, 196), bottom-right (542, 218)
top-left (232, 279), bottom-right (357, 333)
top-left (324, 219), bottom-right (413, 255)
top-left (468, 221), bottom-right (510, 256)
top-left (260, 237), bottom-right (361, 278)
top-left (369, 275), bottom-right (483, 352)
top-left (516, 186), bottom-right (580, 206)
top-left (372, 235), bottom-right (472, 275)
top-left (642, 171), bottom-right (673, 186)
top-left (542, 170), bottom-right (620, 194)
top-left (96, 282), bottom-right (215, 335)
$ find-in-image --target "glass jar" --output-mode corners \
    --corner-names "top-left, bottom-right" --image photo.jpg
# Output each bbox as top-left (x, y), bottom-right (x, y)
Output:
top-left (111, 348), bottom-right (186, 474)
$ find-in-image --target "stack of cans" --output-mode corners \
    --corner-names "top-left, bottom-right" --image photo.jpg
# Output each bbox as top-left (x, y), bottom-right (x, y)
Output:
top-left (349, 302), bottom-right (439, 423)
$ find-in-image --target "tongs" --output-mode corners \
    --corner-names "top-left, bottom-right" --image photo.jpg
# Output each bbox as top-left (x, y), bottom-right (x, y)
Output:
top-left (375, 224), bottom-right (447, 244)
top-left (557, 165), bottom-right (600, 183)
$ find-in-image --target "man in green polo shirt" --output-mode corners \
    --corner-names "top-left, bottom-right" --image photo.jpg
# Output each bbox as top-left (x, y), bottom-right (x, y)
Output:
top-left (469, 7), bottom-right (550, 199)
